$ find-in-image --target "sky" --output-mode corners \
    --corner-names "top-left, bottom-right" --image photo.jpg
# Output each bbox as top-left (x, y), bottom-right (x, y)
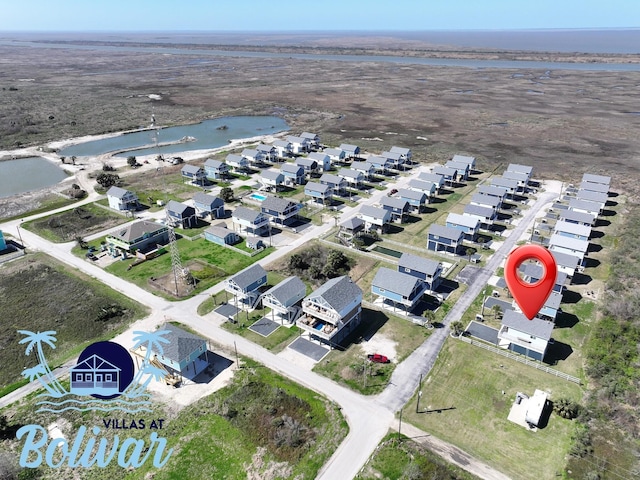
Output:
top-left (1, 1), bottom-right (639, 32)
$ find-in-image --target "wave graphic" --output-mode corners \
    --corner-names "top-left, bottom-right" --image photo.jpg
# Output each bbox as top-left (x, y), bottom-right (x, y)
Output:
top-left (35, 394), bottom-right (153, 414)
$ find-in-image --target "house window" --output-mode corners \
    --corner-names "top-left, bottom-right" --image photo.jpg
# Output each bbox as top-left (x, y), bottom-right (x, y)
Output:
top-left (85, 374), bottom-right (93, 382)
top-left (405, 267), bottom-right (411, 273)
top-left (106, 374), bottom-right (112, 382)
top-left (75, 373), bottom-right (82, 381)
top-left (379, 288), bottom-right (385, 293)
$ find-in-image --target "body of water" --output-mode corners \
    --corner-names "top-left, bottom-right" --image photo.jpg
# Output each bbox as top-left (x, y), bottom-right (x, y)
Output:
top-left (2, 33), bottom-right (640, 71)
top-left (58, 116), bottom-right (289, 158)
top-left (0, 157), bottom-right (68, 198)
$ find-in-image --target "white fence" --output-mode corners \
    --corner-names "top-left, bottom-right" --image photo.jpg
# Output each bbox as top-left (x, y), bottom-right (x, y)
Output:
top-left (458, 335), bottom-right (582, 384)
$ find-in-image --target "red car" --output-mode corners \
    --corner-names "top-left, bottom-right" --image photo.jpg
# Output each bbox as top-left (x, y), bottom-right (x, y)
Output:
top-left (367, 353), bottom-right (390, 363)
top-left (389, 189), bottom-right (398, 196)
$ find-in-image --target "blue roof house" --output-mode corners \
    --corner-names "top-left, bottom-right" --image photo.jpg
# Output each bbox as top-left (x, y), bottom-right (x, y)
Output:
top-left (166, 200), bottom-right (197, 229)
top-left (260, 276), bottom-right (307, 324)
top-left (427, 224), bottom-right (465, 255)
top-left (280, 163), bottom-right (305, 185)
top-left (224, 263), bottom-right (268, 309)
top-left (204, 224), bottom-right (240, 246)
top-left (380, 196), bottom-right (409, 223)
top-left (193, 192), bottom-right (225, 219)
top-left (320, 173), bottom-right (347, 195)
top-left (398, 188), bottom-right (427, 213)
top-left (446, 212), bottom-right (480, 241)
top-left (397, 252), bottom-right (443, 291)
top-left (305, 182), bottom-right (333, 204)
top-left (181, 164), bottom-right (207, 186)
top-left (153, 323), bottom-right (209, 379)
top-left (204, 159), bottom-right (229, 180)
top-left (372, 267), bottom-right (429, 313)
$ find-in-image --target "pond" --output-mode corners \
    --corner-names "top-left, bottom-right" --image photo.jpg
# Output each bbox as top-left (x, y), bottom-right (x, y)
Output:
top-left (0, 157), bottom-right (68, 198)
top-left (57, 116), bottom-right (289, 158)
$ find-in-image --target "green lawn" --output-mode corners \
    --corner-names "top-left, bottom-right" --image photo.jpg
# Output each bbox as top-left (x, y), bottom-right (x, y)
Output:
top-left (1, 358), bottom-right (348, 480)
top-left (313, 308), bottom-right (432, 395)
top-left (404, 339), bottom-right (584, 480)
top-left (105, 237), bottom-right (272, 299)
top-left (222, 319), bottom-right (302, 352)
top-left (357, 433), bottom-right (479, 480)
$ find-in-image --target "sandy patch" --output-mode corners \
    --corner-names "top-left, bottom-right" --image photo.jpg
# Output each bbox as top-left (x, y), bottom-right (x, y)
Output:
top-left (358, 331), bottom-right (398, 362)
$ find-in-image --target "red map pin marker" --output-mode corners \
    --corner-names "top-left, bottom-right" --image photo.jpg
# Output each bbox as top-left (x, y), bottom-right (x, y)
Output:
top-left (504, 244), bottom-right (557, 320)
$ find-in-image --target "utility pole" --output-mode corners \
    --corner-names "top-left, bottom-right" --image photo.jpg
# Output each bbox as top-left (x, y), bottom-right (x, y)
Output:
top-left (416, 373), bottom-right (423, 413)
top-left (234, 341), bottom-right (239, 369)
top-left (397, 408), bottom-right (403, 443)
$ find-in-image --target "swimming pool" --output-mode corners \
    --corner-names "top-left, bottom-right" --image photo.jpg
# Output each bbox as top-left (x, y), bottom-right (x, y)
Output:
top-left (249, 193), bottom-right (267, 202)
top-left (372, 245), bottom-right (403, 258)
top-left (313, 322), bottom-right (324, 331)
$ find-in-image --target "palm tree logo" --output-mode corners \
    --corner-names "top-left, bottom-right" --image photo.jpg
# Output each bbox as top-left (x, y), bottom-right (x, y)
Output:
top-left (19, 330), bottom-right (66, 397)
top-left (123, 329), bottom-right (171, 398)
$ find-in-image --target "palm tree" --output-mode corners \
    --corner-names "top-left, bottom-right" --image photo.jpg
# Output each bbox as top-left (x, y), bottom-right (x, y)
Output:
top-left (450, 321), bottom-right (464, 337)
top-left (492, 304), bottom-right (503, 319)
top-left (127, 365), bottom-right (167, 397)
top-left (423, 310), bottom-right (436, 329)
top-left (21, 365), bottom-right (57, 395)
top-left (127, 329), bottom-right (171, 394)
top-left (18, 330), bottom-right (65, 396)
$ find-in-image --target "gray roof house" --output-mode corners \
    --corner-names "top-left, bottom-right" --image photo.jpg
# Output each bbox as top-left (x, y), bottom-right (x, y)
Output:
top-left (232, 206), bottom-right (270, 235)
top-left (338, 216), bottom-right (365, 242)
top-left (203, 159), bottom-right (229, 180)
top-left (273, 139), bottom-right (292, 158)
top-left (576, 189), bottom-right (608, 208)
top-left (498, 310), bottom-right (554, 361)
top-left (166, 200), bottom-right (197, 229)
top-left (427, 224), bottom-right (464, 255)
top-left (446, 212), bottom-right (479, 240)
top-left (359, 205), bottom-right (391, 231)
top-left (295, 157), bottom-right (319, 174)
top-left (260, 169), bottom-right (285, 190)
top-left (181, 164), bottom-right (207, 185)
top-left (224, 263), bottom-right (268, 308)
top-left (307, 152), bottom-right (331, 171)
top-left (451, 154), bottom-right (476, 171)
top-left (320, 173), bottom-right (347, 193)
top-left (380, 196), bottom-right (410, 223)
top-left (280, 163), bottom-right (305, 185)
top-left (478, 184), bottom-right (507, 201)
top-left (502, 170), bottom-right (529, 189)
top-left (568, 198), bottom-right (601, 216)
top-left (286, 135), bottom-right (310, 154)
top-left (351, 161), bottom-right (376, 178)
top-left (324, 147), bottom-right (346, 163)
top-left (550, 249), bottom-right (582, 277)
top-left (470, 192), bottom-right (502, 211)
top-left (226, 153), bottom-right (249, 170)
top-left (339, 144), bottom-right (361, 158)
top-left (432, 165), bottom-right (458, 184)
top-left (300, 132), bottom-right (320, 149)
top-left (390, 146), bottom-right (412, 163)
top-left (192, 192), bottom-right (225, 218)
top-left (372, 267), bottom-right (428, 311)
top-left (338, 168), bottom-right (364, 186)
top-left (408, 179), bottom-right (437, 198)
top-left (397, 188), bottom-right (427, 212)
top-left (154, 323), bottom-right (208, 378)
top-left (558, 208), bottom-right (596, 227)
top-left (260, 276), bottom-right (307, 323)
top-left (582, 173), bottom-right (610, 186)
top-left (304, 181), bottom-right (333, 204)
top-left (463, 203), bottom-right (497, 225)
top-left (490, 176), bottom-right (519, 196)
top-left (397, 252), bottom-right (442, 291)
top-left (299, 276), bottom-right (363, 345)
top-left (418, 172), bottom-right (445, 190)
top-left (106, 186), bottom-right (139, 211)
top-left (445, 160), bottom-right (469, 180)
top-left (260, 196), bottom-right (300, 225)
top-left (106, 220), bottom-right (168, 253)
top-left (549, 233), bottom-right (589, 261)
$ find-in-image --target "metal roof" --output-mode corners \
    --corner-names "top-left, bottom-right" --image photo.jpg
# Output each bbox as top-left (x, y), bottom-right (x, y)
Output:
top-left (428, 224), bottom-right (463, 241)
top-left (320, 173), bottom-right (345, 185)
top-left (582, 173), bottom-right (610, 185)
top-left (390, 146), bottom-right (411, 155)
top-left (305, 182), bottom-right (331, 194)
top-left (359, 205), bottom-right (390, 221)
top-left (380, 196), bottom-right (409, 210)
top-left (110, 220), bottom-right (166, 243)
top-left (398, 252), bottom-right (440, 276)
top-left (372, 267), bottom-right (422, 297)
top-left (381, 151), bottom-right (403, 161)
top-left (281, 163), bottom-right (304, 174)
top-left (262, 276), bottom-right (306, 305)
top-left (519, 263), bottom-right (567, 286)
top-left (192, 192), bottom-right (223, 207)
top-left (558, 209), bottom-right (595, 224)
top-left (576, 189), bottom-right (608, 204)
top-left (338, 144), bottom-right (359, 153)
top-left (478, 185), bottom-right (507, 197)
top-left (159, 322), bottom-right (206, 364)
top-left (300, 132), bottom-right (318, 140)
top-left (569, 198), bottom-right (601, 213)
top-left (261, 196), bottom-right (297, 214)
top-left (549, 233), bottom-right (589, 252)
top-left (106, 186), bottom-right (132, 199)
top-left (307, 275), bottom-right (362, 312)
top-left (408, 179), bottom-right (437, 193)
top-left (506, 163), bottom-right (533, 176)
top-left (464, 203), bottom-right (495, 219)
top-left (433, 165), bottom-right (457, 177)
top-left (446, 212), bottom-right (479, 229)
top-left (324, 147), bottom-right (344, 157)
top-left (452, 154), bottom-right (475, 166)
top-left (166, 200), bottom-right (193, 215)
top-left (233, 206), bottom-right (264, 222)
top-left (295, 157), bottom-right (317, 168)
top-left (308, 152), bottom-right (330, 162)
top-left (578, 180), bottom-right (609, 193)
top-left (338, 168), bottom-right (363, 180)
top-left (340, 216), bottom-right (365, 230)
top-left (205, 225), bottom-right (234, 239)
top-left (471, 193), bottom-right (501, 208)
top-left (397, 188), bottom-right (426, 201)
top-left (181, 164), bottom-right (203, 174)
top-left (501, 310), bottom-right (554, 340)
top-left (228, 263), bottom-right (267, 290)
top-left (502, 170), bottom-right (529, 182)
top-left (490, 176), bottom-right (519, 189)
top-left (204, 159), bottom-right (226, 169)
top-left (554, 220), bottom-right (591, 238)
top-left (418, 172), bottom-right (444, 184)
top-left (261, 170), bottom-right (284, 181)
top-left (550, 249), bottom-right (581, 269)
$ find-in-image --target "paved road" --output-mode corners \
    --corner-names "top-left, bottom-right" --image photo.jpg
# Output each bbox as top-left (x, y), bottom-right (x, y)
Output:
top-left (376, 191), bottom-right (558, 413)
top-left (0, 165), bottom-right (555, 480)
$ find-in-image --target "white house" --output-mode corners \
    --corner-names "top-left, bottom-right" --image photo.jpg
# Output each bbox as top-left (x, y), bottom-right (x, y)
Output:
top-left (106, 186), bottom-right (139, 211)
top-left (307, 152), bottom-right (331, 171)
top-left (498, 310), bottom-right (553, 361)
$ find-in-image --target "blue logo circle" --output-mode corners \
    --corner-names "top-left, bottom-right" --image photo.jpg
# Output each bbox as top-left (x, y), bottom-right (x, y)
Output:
top-left (75, 341), bottom-right (134, 399)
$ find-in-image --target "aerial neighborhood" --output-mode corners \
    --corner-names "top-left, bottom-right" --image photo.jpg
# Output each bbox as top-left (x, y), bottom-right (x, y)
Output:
top-left (0, 120), bottom-right (618, 480)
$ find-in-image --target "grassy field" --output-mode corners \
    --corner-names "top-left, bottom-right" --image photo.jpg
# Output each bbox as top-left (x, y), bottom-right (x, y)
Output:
top-left (23, 202), bottom-right (130, 242)
top-left (313, 308), bottom-right (432, 395)
top-left (404, 339), bottom-right (584, 480)
top-left (0, 253), bottom-right (148, 390)
top-left (0, 358), bottom-right (348, 480)
top-left (0, 193), bottom-right (81, 222)
top-left (222, 319), bottom-right (302, 353)
top-left (357, 433), bottom-right (479, 480)
top-left (105, 237), bottom-right (272, 299)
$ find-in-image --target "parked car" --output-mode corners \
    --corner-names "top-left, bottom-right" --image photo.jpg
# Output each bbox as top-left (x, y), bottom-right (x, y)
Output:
top-left (367, 353), bottom-right (390, 364)
top-left (389, 188), bottom-right (398, 196)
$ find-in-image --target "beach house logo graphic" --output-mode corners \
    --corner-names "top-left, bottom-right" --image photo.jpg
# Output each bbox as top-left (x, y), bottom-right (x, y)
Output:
top-left (19, 329), bottom-right (171, 413)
